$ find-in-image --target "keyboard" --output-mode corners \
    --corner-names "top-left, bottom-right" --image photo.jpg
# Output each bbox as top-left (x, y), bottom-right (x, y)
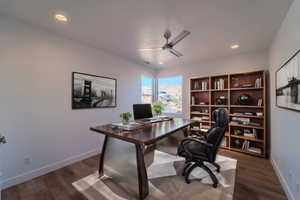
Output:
top-left (137, 117), bottom-right (173, 123)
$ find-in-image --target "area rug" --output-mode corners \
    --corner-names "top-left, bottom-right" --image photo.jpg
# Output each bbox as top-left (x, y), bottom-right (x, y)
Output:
top-left (73, 151), bottom-right (237, 200)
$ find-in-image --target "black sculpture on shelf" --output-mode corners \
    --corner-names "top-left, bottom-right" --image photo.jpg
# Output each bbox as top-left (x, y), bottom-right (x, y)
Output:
top-left (177, 108), bottom-right (229, 188)
top-left (237, 94), bottom-right (252, 105)
top-left (216, 96), bottom-right (226, 105)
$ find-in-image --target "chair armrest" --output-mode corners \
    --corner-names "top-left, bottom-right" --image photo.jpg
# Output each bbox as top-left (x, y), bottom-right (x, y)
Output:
top-left (181, 137), bottom-right (214, 148)
top-left (178, 137), bottom-right (213, 161)
top-left (191, 130), bottom-right (206, 138)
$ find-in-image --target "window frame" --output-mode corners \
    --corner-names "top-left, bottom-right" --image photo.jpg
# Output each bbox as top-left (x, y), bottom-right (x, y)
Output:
top-left (157, 75), bottom-right (183, 114)
top-left (141, 75), bottom-right (154, 104)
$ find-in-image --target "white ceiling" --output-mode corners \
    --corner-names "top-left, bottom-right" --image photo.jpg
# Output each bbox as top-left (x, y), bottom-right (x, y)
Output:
top-left (0, 0), bottom-right (293, 68)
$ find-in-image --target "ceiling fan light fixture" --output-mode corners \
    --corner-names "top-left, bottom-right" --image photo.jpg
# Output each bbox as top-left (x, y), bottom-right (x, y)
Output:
top-left (54, 13), bottom-right (69, 22)
top-left (231, 44), bottom-right (240, 49)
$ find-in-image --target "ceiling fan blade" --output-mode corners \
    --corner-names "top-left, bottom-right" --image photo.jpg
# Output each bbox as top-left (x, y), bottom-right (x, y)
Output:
top-left (169, 48), bottom-right (183, 57)
top-left (138, 48), bottom-right (163, 51)
top-left (169, 30), bottom-right (191, 47)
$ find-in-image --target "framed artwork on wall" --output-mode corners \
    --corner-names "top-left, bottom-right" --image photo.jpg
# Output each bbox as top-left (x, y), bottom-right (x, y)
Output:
top-left (72, 72), bottom-right (117, 109)
top-left (276, 50), bottom-right (300, 112)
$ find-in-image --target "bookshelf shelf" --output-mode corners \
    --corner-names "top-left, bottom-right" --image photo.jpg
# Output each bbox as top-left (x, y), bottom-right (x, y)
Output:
top-left (230, 147), bottom-right (264, 157)
top-left (230, 105), bottom-right (264, 108)
top-left (230, 135), bottom-right (264, 142)
top-left (229, 123), bottom-right (264, 129)
top-left (210, 89), bottom-right (229, 92)
top-left (230, 87), bottom-right (264, 91)
top-left (211, 105), bottom-right (229, 107)
top-left (191, 120), bottom-right (212, 123)
top-left (190, 112), bottom-right (210, 115)
top-left (190, 105), bottom-right (209, 107)
top-left (191, 90), bottom-right (209, 93)
top-left (189, 70), bottom-right (267, 158)
top-left (229, 114), bottom-right (263, 119)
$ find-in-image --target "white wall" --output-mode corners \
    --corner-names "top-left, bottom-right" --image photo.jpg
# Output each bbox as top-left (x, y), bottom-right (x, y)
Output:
top-left (0, 17), bottom-right (155, 189)
top-left (157, 51), bottom-right (269, 118)
top-left (269, 0), bottom-right (300, 199)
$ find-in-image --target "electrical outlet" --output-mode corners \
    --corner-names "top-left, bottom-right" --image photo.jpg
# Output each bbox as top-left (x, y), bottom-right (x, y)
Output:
top-left (24, 156), bottom-right (32, 165)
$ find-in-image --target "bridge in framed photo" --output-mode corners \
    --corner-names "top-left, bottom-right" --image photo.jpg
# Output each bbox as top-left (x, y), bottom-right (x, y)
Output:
top-left (72, 72), bottom-right (117, 109)
top-left (276, 50), bottom-right (300, 111)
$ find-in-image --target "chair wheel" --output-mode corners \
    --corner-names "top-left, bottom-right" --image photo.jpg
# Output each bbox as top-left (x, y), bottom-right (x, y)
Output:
top-left (216, 169), bottom-right (220, 173)
top-left (185, 179), bottom-right (191, 184)
top-left (213, 183), bottom-right (218, 188)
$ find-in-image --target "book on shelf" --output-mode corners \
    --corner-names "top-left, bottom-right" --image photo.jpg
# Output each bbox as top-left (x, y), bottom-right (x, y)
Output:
top-left (248, 147), bottom-right (262, 154)
top-left (242, 140), bottom-right (250, 150)
top-left (255, 77), bottom-right (262, 88)
top-left (241, 140), bottom-right (262, 154)
top-left (201, 81), bottom-right (208, 90)
top-left (214, 78), bottom-right (225, 90)
top-left (232, 117), bottom-right (250, 124)
top-left (192, 116), bottom-right (209, 121)
top-left (244, 133), bottom-right (255, 138)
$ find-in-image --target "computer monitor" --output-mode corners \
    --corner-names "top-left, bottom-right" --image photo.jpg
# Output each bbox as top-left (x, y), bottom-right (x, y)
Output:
top-left (133, 104), bottom-right (153, 120)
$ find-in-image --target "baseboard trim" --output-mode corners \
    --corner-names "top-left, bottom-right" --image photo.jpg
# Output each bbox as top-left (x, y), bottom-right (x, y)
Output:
top-left (2, 149), bottom-right (100, 190)
top-left (271, 157), bottom-right (295, 200)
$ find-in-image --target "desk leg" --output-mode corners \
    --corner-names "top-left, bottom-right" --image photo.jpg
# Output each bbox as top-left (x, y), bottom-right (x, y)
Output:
top-left (183, 127), bottom-right (189, 137)
top-left (98, 136), bottom-right (152, 200)
top-left (136, 144), bottom-right (149, 200)
top-left (98, 135), bottom-right (108, 177)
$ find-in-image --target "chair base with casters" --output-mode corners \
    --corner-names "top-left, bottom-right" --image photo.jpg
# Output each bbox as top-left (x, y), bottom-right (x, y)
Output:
top-left (181, 160), bottom-right (220, 188)
top-left (177, 108), bottom-right (229, 188)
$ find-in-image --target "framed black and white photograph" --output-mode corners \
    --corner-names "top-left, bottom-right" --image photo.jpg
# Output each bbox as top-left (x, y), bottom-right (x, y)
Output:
top-left (276, 50), bottom-right (300, 112)
top-left (72, 72), bottom-right (117, 109)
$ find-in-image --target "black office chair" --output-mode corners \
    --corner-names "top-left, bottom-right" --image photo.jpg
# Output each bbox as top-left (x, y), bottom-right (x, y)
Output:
top-left (177, 108), bottom-right (228, 188)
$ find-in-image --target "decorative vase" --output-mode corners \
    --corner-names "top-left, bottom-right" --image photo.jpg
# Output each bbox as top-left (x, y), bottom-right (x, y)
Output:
top-left (122, 118), bottom-right (129, 125)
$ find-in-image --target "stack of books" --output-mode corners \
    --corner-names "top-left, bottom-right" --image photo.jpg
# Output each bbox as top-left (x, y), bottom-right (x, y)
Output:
top-left (243, 128), bottom-right (258, 138)
top-left (248, 147), bottom-right (262, 154)
top-left (242, 140), bottom-right (250, 150)
top-left (111, 122), bottom-right (143, 131)
top-left (201, 81), bottom-right (208, 90)
top-left (192, 116), bottom-right (209, 121)
top-left (241, 140), bottom-right (262, 154)
top-left (231, 117), bottom-right (250, 125)
top-left (255, 78), bottom-right (262, 88)
top-left (214, 78), bottom-right (225, 90)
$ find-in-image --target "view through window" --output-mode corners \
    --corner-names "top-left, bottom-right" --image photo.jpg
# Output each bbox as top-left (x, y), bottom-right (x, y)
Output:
top-left (141, 76), bottom-right (153, 104)
top-left (158, 76), bottom-right (182, 114)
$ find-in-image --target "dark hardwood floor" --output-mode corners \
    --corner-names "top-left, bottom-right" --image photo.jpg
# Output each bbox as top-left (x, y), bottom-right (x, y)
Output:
top-left (2, 150), bottom-right (287, 200)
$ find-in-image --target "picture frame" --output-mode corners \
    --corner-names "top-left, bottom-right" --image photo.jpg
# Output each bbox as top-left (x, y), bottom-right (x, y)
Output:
top-left (276, 50), bottom-right (300, 112)
top-left (72, 72), bottom-right (117, 109)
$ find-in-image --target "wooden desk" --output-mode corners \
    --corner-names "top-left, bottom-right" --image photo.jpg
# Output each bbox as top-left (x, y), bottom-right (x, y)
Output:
top-left (90, 118), bottom-right (191, 200)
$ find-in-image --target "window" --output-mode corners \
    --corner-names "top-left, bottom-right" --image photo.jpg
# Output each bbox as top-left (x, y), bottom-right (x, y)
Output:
top-left (141, 76), bottom-right (153, 104)
top-left (158, 76), bottom-right (182, 114)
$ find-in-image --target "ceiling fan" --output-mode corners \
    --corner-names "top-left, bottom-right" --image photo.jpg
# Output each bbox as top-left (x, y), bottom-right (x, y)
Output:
top-left (139, 30), bottom-right (191, 57)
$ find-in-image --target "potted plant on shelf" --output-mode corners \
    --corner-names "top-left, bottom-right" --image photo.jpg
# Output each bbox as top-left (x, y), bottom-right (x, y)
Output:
top-left (152, 101), bottom-right (164, 117)
top-left (120, 112), bottom-right (132, 124)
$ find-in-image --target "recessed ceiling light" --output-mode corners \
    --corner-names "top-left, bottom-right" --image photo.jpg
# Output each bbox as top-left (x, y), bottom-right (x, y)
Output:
top-left (159, 62), bottom-right (164, 65)
top-left (54, 13), bottom-right (68, 22)
top-left (231, 44), bottom-right (240, 49)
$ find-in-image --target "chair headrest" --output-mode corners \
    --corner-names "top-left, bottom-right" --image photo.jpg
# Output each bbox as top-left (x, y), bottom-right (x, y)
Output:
top-left (212, 108), bottom-right (228, 127)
